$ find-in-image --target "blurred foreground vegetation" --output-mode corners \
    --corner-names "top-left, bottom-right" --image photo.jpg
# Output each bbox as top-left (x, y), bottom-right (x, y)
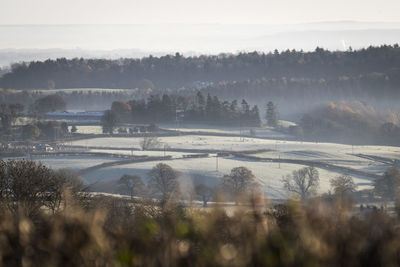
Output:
top-left (1, 160), bottom-right (400, 266)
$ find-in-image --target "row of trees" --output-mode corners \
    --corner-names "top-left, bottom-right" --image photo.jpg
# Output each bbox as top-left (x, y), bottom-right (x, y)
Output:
top-left (102, 93), bottom-right (262, 133)
top-left (0, 89), bottom-right (140, 112)
top-left (284, 165), bottom-right (400, 202)
top-left (117, 164), bottom-right (260, 207)
top-left (117, 163), bottom-right (400, 206)
top-left (0, 94), bottom-right (68, 141)
top-left (3, 158), bottom-right (399, 216)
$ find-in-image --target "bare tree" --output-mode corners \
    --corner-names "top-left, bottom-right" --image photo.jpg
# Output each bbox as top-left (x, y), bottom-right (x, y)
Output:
top-left (147, 163), bottom-right (180, 200)
top-left (0, 160), bottom-right (69, 217)
top-left (330, 175), bottom-right (357, 198)
top-left (195, 184), bottom-right (214, 207)
top-left (282, 166), bottom-right (319, 200)
top-left (140, 133), bottom-right (160, 151)
top-left (118, 174), bottom-right (145, 199)
top-left (221, 166), bottom-right (258, 204)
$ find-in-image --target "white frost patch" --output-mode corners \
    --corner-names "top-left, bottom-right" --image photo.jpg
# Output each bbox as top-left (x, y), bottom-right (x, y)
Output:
top-left (159, 123), bottom-right (289, 138)
top-left (82, 157), bottom-right (373, 199)
top-left (27, 155), bottom-right (119, 170)
top-left (89, 149), bottom-right (196, 158)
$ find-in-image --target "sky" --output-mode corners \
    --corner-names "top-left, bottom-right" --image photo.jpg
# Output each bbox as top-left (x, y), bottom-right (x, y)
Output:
top-left (0, 0), bottom-right (400, 25)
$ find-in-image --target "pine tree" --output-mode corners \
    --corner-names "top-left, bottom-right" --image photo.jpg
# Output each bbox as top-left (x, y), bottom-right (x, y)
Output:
top-left (266, 101), bottom-right (278, 127)
top-left (205, 93), bottom-right (213, 121)
top-left (250, 105), bottom-right (261, 126)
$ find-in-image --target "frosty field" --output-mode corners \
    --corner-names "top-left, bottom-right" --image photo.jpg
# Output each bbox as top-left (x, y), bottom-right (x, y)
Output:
top-left (159, 123), bottom-right (290, 138)
top-left (23, 155), bottom-right (120, 170)
top-left (65, 134), bottom-right (400, 159)
top-left (22, 130), bottom-right (397, 199)
top-left (82, 156), bottom-right (374, 199)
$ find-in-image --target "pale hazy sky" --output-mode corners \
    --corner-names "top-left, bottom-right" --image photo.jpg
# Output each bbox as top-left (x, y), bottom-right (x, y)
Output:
top-left (0, 0), bottom-right (399, 24)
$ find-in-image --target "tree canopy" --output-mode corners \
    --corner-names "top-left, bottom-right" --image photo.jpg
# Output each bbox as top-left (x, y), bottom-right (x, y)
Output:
top-left (1, 45), bottom-right (399, 92)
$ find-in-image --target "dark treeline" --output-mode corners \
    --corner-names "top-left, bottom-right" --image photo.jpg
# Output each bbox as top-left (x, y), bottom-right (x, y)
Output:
top-left (1, 45), bottom-right (399, 97)
top-left (201, 71), bottom-right (400, 101)
top-left (0, 89), bottom-right (145, 111)
top-left (107, 92), bottom-right (261, 128)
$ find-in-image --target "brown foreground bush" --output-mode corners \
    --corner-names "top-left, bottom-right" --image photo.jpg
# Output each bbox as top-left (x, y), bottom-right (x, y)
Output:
top-left (0, 194), bottom-right (399, 267)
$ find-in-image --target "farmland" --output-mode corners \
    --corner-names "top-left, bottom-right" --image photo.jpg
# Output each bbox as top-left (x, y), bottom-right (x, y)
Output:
top-left (5, 124), bottom-right (395, 199)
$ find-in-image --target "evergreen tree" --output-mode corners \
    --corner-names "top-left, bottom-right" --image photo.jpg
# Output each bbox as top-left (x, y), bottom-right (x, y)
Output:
top-left (266, 101), bottom-right (278, 127)
top-left (205, 93), bottom-right (213, 121)
top-left (101, 110), bottom-right (118, 134)
top-left (161, 94), bottom-right (174, 121)
top-left (147, 95), bottom-right (162, 121)
top-left (212, 96), bottom-right (222, 121)
top-left (196, 91), bottom-right (205, 110)
top-left (250, 105), bottom-right (261, 127)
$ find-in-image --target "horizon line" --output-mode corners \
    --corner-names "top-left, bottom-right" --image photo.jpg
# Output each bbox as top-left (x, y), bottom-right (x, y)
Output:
top-left (1, 20), bottom-right (400, 26)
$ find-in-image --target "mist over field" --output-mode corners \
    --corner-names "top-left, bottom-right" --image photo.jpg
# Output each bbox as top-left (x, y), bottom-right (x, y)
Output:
top-left (1, 21), bottom-right (400, 67)
top-left (1, 0), bottom-right (400, 265)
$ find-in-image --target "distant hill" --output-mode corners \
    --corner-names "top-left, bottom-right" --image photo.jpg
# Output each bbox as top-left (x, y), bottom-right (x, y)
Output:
top-left (1, 45), bottom-right (399, 99)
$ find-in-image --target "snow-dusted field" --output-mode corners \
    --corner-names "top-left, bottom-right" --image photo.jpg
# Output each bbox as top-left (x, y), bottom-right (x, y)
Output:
top-left (69, 123), bottom-right (290, 137)
top-left (26, 155), bottom-right (119, 170)
top-left (82, 156), bottom-right (374, 199)
top-left (66, 135), bottom-right (283, 151)
top-left (23, 132), bottom-right (397, 198)
top-left (159, 123), bottom-right (289, 138)
top-left (89, 149), bottom-right (196, 158)
top-left (69, 125), bottom-right (103, 134)
top-left (66, 135), bottom-right (400, 157)
top-left (250, 142), bottom-right (400, 175)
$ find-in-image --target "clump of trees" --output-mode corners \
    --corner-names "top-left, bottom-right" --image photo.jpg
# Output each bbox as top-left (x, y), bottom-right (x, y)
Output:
top-left (374, 167), bottom-right (400, 201)
top-left (0, 103), bottom-right (24, 133)
top-left (21, 124), bottom-right (40, 140)
top-left (298, 101), bottom-right (400, 145)
top-left (101, 110), bottom-right (118, 134)
top-left (30, 94), bottom-right (66, 115)
top-left (36, 121), bottom-right (69, 140)
top-left (0, 160), bottom-right (84, 217)
top-left (102, 92), bottom-right (261, 128)
top-left (0, 94), bottom-right (71, 142)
